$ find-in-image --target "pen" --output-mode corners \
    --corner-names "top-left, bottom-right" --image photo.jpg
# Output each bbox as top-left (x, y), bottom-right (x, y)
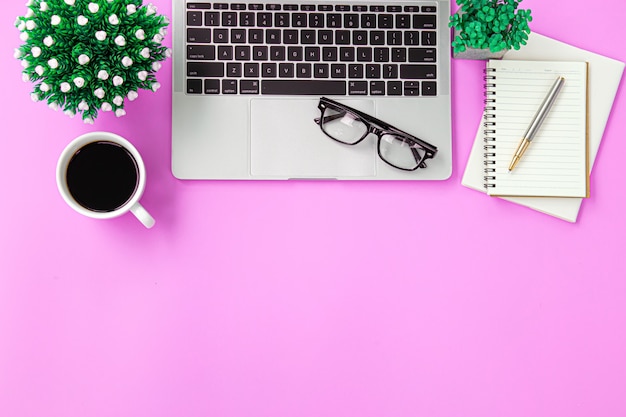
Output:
top-left (508, 76), bottom-right (566, 171)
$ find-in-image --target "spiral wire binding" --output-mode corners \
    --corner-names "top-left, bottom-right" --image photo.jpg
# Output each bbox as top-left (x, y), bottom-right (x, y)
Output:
top-left (483, 67), bottom-right (497, 188)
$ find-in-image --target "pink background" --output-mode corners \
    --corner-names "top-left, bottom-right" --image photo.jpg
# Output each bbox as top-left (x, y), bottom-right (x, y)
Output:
top-left (1, 1), bottom-right (625, 416)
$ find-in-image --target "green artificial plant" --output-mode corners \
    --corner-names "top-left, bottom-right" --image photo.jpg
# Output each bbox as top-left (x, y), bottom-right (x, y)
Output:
top-left (449, 0), bottom-right (532, 55)
top-left (15, 0), bottom-right (171, 123)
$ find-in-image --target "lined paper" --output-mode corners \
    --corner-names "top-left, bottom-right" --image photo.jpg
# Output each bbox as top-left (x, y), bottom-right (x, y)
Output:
top-left (485, 60), bottom-right (588, 197)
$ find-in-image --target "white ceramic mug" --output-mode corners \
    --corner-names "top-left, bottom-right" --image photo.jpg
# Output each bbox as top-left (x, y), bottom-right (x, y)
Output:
top-left (56, 131), bottom-right (155, 228)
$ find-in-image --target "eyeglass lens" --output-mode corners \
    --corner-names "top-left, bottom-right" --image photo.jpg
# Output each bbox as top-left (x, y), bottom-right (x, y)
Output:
top-left (320, 105), bottom-right (426, 170)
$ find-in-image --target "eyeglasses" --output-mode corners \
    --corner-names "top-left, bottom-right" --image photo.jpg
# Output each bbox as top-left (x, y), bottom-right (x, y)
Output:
top-left (313, 97), bottom-right (438, 171)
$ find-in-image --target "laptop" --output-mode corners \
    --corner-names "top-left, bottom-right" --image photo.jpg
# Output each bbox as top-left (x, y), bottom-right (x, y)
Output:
top-left (172, 0), bottom-right (451, 180)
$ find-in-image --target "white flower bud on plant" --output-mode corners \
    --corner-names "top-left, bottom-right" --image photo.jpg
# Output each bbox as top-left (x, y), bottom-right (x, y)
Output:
top-left (51, 15), bottom-right (61, 25)
top-left (113, 96), bottom-right (124, 106)
top-left (40, 2), bottom-right (48, 12)
top-left (114, 35), bottom-right (126, 46)
top-left (146, 4), bottom-right (157, 16)
top-left (64, 110), bottom-right (76, 118)
top-left (78, 54), bottom-right (90, 65)
top-left (140, 48), bottom-right (150, 59)
top-left (127, 91), bottom-right (138, 101)
top-left (94, 87), bottom-right (105, 99)
top-left (152, 62), bottom-right (162, 72)
top-left (64, 0), bottom-right (75, 6)
top-left (35, 65), bottom-right (44, 75)
top-left (40, 82), bottom-right (50, 92)
top-left (97, 70), bottom-right (109, 80)
top-left (115, 109), bottom-right (127, 117)
top-left (43, 36), bottom-right (54, 47)
top-left (78, 101), bottom-right (89, 111)
top-left (108, 14), bottom-right (119, 25)
top-left (25, 20), bottom-right (36, 30)
top-left (137, 71), bottom-right (148, 81)
top-left (83, 117), bottom-right (94, 125)
top-left (73, 77), bottom-right (85, 88)
top-left (113, 76), bottom-right (124, 86)
top-left (20, 32), bottom-right (29, 41)
top-left (88, 3), bottom-right (99, 13)
top-left (95, 31), bottom-right (107, 41)
top-left (31, 46), bottom-right (41, 57)
top-left (77, 15), bottom-right (88, 26)
top-left (127, 5), bottom-right (137, 15)
top-left (60, 82), bottom-right (71, 92)
top-left (121, 56), bottom-right (133, 67)
top-left (31, 93), bottom-right (40, 102)
top-left (47, 58), bottom-right (59, 69)
top-left (48, 102), bottom-right (60, 111)
top-left (101, 102), bottom-right (112, 112)
top-left (25, 9), bottom-right (34, 18)
top-left (14, 48), bottom-right (23, 59)
top-left (135, 29), bottom-right (145, 40)
top-left (151, 82), bottom-right (161, 92)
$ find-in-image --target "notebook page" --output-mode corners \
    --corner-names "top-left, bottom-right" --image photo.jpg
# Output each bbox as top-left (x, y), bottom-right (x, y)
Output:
top-left (485, 60), bottom-right (588, 198)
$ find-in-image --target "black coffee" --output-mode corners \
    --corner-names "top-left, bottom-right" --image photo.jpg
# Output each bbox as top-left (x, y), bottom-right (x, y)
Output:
top-left (66, 141), bottom-right (139, 212)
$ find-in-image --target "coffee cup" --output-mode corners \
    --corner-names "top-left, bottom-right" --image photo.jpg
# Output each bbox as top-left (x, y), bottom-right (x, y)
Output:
top-left (56, 132), bottom-right (155, 228)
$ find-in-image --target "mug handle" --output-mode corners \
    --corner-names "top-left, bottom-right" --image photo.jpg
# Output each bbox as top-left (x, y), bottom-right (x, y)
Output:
top-left (130, 202), bottom-right (156, 229)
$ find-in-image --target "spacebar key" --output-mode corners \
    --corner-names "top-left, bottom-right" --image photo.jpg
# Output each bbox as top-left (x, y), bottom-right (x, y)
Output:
top-left (262, 80), bottom-right (346, 95)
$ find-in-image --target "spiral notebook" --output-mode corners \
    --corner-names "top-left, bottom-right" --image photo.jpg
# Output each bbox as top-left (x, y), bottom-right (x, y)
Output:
top-left (462, 32), bottom-right (625, 222)
top-left (483, 59), bottom-right (590, 198)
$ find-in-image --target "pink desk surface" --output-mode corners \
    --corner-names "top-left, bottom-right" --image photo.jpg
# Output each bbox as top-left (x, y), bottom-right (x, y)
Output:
top-left (1, 1), bottom-right (625, 416)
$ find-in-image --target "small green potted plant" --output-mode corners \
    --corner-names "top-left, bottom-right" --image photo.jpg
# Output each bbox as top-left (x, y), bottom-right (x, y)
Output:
top-left (15, 0), bottom-right (171, 123)
top-left (449, 0), bottom-right (532, 60)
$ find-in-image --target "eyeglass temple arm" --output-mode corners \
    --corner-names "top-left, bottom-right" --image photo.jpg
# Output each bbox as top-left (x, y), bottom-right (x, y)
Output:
top-left (313, 112), bottom-right (346, 125)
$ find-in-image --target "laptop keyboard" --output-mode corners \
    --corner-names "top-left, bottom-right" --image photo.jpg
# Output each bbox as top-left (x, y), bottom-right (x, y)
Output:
top-left (185, 2), bottom-right (439, 96)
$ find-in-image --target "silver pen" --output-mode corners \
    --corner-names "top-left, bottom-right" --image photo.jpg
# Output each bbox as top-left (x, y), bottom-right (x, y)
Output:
top-left (508, 76), bottom-right (566, 171)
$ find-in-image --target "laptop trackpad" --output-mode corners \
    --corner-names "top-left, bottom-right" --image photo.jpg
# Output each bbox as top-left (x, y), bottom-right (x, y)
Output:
top-left (250, 99), bottom-right (377, 178)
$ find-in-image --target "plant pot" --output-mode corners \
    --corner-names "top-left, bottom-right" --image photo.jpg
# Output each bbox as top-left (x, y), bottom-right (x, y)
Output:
top-left (452, 46), bottom-right (509, 60)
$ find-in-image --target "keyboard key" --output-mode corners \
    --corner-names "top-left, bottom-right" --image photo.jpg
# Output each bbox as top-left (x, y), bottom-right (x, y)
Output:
top-left (214, 3), bottom-right (229, 10)
top-left (262, 80), bottom-right (346, 95)
top-left (403, 6), bottom-right (419, 12)
top-left (370, 31), bottom-right (384, 45)
top-left (288, 46), bottom-right (303, 61)
top-left (387, 31), bottom-right (402, 45)
top-left (235, 45), bottom-right (250, 60)
top-left (422, 6), bottom-right (437, 13)
top-left (187, 3), bottom-right (212, 10)
top-left (187, 28), bottom-right (211, 43)
top-left (413, 15), bottom-right (436, 29)
top-left (344, 14), bottom-right (359, 28)
top-left (370, 5), bottom-right (385, 12)
top-left (373, 47), bottom-right (389, 62)
top-left (353, 31), bottom-right (367, 45)
top-left (388, 81), bottom-right (402, 95)
top-left (349, 64), bottom-right (363, 78)
top-left (292, 13), bottom-right (307, 27)
top-left (257, 12), bottom-right (272, 26)
top-left (301, 4), bottom-right (315, 11)
top-left (204, 79), bottom-right (220, 94)
top-left (283, 30), bottom-right (298, 44)
top-left (213, 28), bottom-right (228, 43)
top-left (366, 64), bottom-right (381, 79)
top-left (301, 30), bottom-right (315, 44)
top-left (230, 3), bottom-right (246, 10)
top-left (271, 45), bottom-right (286, 60)
top-left (331, 64), bottom-right (346, 78)
top-left (404, 31), bottom-right (420, 45)
top-left (296, 63), bottom-right (312, 78)
top-left (318, 4), bottom-right (333, 11)
top-left (204, 12), bottom-right (219, 26)
top-left (217, 45), bottom-right (233, 60)
top-left (422, 31), bottom-right (437, 46)
top-left (275, 13), bottom-right (289, 27)
top-left (284, 4), bottom-right (298, 10)
top-left (187, 45), bottom-right (215, 60)
top-left (266, 4), bottom-right (281, 10)
top-left (227, 62), bottom-right (242, 77)
top-left (361, 14), bottom-right (376, 28)
top-left (318, 30), bottom-right (333, 44)
top-left (187, 11), bottom-right (203, 26)
top-left (400, 64), bottom-right (437, 79)
top-left (348, 81), bottom-right (367, 95)
top-left (327, 14), bottom-right (342, 28)
top-left (356, 47), bottom-right (372, 62)
top-left (313, 64), bottom-right (329, 78)
top-left (279, 63), bottom-right (294, 77)
top-left (336, 5), bottom-right (350, 11)
top-left (310, 13), bottom-right (324, 28)
top-left (383, 64), bottom-right (398, 78)
top-left (409, 48), bottom-right (436, 62)
top-left (340, 47), bottom-right (355, 62)
top-left (395, 14), bottom-right (411, 28)
top-left (253, 46), bottom-right (268, 60)
top-left (353, 5), bottom-right (367, 12)
top-left (262, 63), bottom-right (277, 77)
top-left (305, 46), bottom-right (320, 61)
top-left (222, 79), bottom-right (237, 94)
top-left (378, 14), bottom-right (393, 28)
top-left (240, 12), bottom-right (255, 26)
top-left (188, 62), bottom-right (224, 77)
top-left (266, 29), bottom-right (281, 43)
top-left (322, 47), bottom-right (338, 61)
top-left (231, 28), bottom-right (246, 43)
top-left (370, 81), bottom-right (385, 95)
top-left (249, 29), bottom-right (263, 43)
top-left (187, 79), bottom-right (202, 94)
top-left (386, 6), bottom-right (401, 12)
top-left (248, 3), bottom-right (263, 10)
top-left (240, 80), bottom-right (259, 94)
top-left (222, 11), bottom-right (237, 26)
top-left (391, 47), bottom-right (407, 62)
top-left (244, 62), bottom-right (259, 77)
top-left (404, 81), bottom-right (419, 96)
top-left (422, 81), bottom-right (437, 96)
top-left (336, 31), bottom-right (350, 45)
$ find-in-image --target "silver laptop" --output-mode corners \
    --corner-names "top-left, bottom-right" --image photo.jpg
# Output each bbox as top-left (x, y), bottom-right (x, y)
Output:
top-left (172, 0), bottom-right (451, 180)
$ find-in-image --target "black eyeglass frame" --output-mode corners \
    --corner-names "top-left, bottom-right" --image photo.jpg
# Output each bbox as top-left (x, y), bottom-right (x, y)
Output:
top-left (313, 96), bottom-right (438, 171)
